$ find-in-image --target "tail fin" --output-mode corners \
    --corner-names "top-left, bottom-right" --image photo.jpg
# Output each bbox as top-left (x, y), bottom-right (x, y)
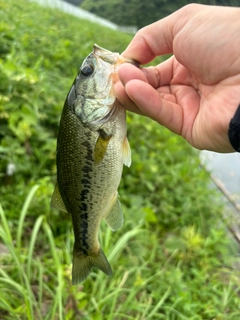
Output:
top-left (72, 248), bottom-right (112, 285)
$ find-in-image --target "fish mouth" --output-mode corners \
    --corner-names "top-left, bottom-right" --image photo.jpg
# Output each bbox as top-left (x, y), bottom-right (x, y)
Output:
top-left (93, 44), bottom-right (140, 68)
top-left (122, 58), bottom-right (140, 68)
top-left (93, 44), bottom-right (117, 65)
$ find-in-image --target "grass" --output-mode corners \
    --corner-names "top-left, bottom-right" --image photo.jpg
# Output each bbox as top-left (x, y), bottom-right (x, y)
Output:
top-left (1, 184), bottom-right (240, 319)
top-left (0, 186), bottom-right (146, 319)
top-left (1, 0), bottom-right (240, 319)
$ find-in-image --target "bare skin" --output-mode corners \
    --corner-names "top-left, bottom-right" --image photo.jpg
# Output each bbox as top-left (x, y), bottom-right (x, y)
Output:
top-left (114, 4), bottom-right (240, 152)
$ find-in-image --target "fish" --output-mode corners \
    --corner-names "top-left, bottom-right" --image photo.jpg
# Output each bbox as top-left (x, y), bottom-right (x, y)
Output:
top-left (51, 44), bottom-right (138, 285)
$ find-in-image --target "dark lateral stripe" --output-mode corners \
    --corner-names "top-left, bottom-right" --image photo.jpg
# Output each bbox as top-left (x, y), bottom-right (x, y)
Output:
top-left (80, 219), bottom-right (89, 250)
top-left (79, 203), bottom-right (88, 213)
top-left (76, 133), bottom-right (95, 253)
top-left (81, 178), bottom-right (91, 186)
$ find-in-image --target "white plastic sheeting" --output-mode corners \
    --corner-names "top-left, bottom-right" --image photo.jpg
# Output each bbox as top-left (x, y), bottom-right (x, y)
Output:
top-left (29, 0), bottom-right (137, 33)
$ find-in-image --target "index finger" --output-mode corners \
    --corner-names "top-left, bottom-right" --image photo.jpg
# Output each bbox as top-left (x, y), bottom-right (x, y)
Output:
top-left (121, 4), bottom-right (200, 64)
top-left (122, 20), bottom-right (173, 64)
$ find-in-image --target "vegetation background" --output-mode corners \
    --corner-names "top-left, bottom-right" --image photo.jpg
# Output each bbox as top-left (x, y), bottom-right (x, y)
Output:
top-left (80, 0), bottom-right (240, 28)
top-left (1, 0), bottom-right (240, 319)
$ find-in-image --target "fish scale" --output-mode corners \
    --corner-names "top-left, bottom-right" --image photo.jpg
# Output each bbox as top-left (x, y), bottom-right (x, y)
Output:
top-left (51, 44), bottom-right (136, 284)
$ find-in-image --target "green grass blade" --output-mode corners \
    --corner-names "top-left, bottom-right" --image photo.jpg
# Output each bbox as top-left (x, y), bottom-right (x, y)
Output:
top-left (0, 203), bottom-right (12, 242)
top-left (0, 200), bottom-right (41, 320)
top-left (108, 227), bottom-right (144, 262)
top-left (26, 214), bottom-right (45, 279)
top-left (17, 185), bottom-right (40, 251)
top-left (0, 297), bottom-right (22, 320)
top-left (147, 287), bottom-right (171, 319)
top-left (43, 222), bottom-right (63, 320)
top-left (0, 269), bottom-right (24, 292)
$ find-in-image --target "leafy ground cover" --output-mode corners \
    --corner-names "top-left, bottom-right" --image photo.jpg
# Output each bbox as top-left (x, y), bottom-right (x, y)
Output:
top-left (1, 0), bottom-right (240, 319)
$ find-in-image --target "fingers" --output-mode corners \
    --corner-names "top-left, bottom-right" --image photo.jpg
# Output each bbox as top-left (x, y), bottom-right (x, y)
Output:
top-left (114, 63), bottom-right (184, 135)
top-left (117, 59), bottom-right (174, 90)
top-left (121, 20), bottom-right (173, 64)
top-left (123, 79), bottom-right (183, 135)
top-left (115, 80), bottom-right (142, 115)
top-left (144, 57), bottom-right (174, 87)
top-left (118, 64), bottom-right (148, 84)
top-left (115, 64), bottom-right (148, 115)
top-left (121, 4), bottom-right (201, 64)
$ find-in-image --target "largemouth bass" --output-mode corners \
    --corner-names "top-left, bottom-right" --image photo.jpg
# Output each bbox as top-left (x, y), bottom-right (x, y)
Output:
top-left (51, 44), bottom-right (137, 285)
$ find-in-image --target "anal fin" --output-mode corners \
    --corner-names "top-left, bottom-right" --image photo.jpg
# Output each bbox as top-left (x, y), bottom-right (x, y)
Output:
top-left (104, 192), bottom-right (123, 231)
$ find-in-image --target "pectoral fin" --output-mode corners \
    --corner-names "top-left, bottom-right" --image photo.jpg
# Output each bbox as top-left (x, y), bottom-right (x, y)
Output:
top-left (51, 183), bottom-right (68, 212)
top-left (94, 129), bottom-right (112, 165)
top-left (104, 193), bottom-right (123, 231)
top-left (122, 136), bottom-right (131, 167)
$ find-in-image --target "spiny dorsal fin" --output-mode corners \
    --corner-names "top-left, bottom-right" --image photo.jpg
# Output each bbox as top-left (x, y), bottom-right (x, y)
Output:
top-left (104, 192), bottom-right (123, 231)
top-left (122, 136), bottom-right (131, 167)
top-left (94, 129), bottom-right (112, 165)
top-left (51, 182), bottom-right (68, 212)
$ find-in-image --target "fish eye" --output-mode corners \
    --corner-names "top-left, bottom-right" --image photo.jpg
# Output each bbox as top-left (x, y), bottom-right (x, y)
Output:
top-left (80, 64), bottom-right (94, 77)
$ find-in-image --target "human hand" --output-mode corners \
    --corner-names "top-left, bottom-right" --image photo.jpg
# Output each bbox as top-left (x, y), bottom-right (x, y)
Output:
top-left (115, 4), bottom-right (240, 152)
